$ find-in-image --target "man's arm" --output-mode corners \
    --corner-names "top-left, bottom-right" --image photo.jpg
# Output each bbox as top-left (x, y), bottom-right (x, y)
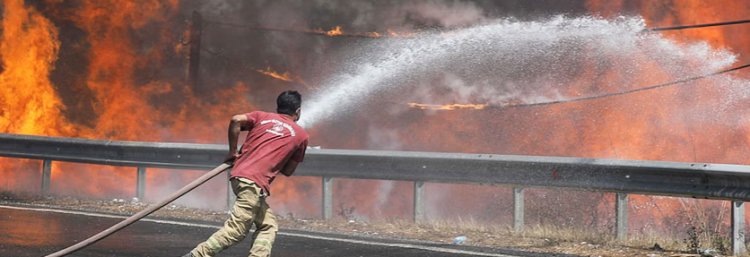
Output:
top-left (282, 139), bottom-right (307, 176)
top-left (280, 159), bottom-right (300, 176)
top-left (226, 114), bottom-right (250, 162)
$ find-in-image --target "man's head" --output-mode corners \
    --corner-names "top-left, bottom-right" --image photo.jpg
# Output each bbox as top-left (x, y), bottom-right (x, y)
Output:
top-left (276, 90), bottom-right (302, 121)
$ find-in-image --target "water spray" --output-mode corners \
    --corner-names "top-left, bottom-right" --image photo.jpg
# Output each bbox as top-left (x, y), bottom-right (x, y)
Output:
top-left (297, 16), bottom-right (746, 129)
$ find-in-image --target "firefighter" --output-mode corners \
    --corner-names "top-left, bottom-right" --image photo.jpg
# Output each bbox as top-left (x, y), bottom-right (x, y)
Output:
top-left (183, 90), bottom-right (309, 257)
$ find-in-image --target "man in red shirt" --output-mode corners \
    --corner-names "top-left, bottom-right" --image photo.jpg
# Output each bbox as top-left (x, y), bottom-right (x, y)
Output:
top-left (184, 90), bottom-right (309, 257)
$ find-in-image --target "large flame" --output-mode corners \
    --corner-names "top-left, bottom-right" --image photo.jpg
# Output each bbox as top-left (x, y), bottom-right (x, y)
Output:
top-left (570, 0), bottom-right (750, 235)
top-left (70, 0), bottom-right (180, 140)
top-left (0, 0), bottom-right (255, 206)
top-left (0, 0), bottom-right (76, 192)
top-left (0, 0), bottom-right (74, 136)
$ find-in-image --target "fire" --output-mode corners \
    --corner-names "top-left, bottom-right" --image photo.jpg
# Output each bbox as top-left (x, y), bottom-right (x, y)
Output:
top-left (586, 0), bottom-right (750, 67)
top-left (579, 0), bottom-right (750, 235)
top-left (0, 0), bottom-right (253, 204)
top-left (256, 67), bottom-right (293, 82)
top-left (308, 26), bottom-right (345, 37)
top-left (578, 2), bottom-right (750, 159)
top-left (70, 0), bottom-right (183, 141)
top-left (306, 26), bottom-right (412, 38)
top-left (386, 29), bottom-right (415, 37)
top-left (0, 0), bottom-right (77, 192)
top-left (325, 26), bottom-right (343, 36)
top-left (255, 67), bottom-right (315, 90)
top-left (0, 0), bottom-right (75, 137)
top-left (407, 103), bottom-right (487, 110)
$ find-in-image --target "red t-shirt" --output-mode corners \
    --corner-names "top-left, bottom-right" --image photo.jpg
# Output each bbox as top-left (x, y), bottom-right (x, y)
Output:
top-left (230, 111), bottom-right (308, 195)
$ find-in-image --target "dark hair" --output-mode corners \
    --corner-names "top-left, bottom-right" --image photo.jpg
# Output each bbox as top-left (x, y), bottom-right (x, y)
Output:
top-left (276, 90), bottom-right (302, 115)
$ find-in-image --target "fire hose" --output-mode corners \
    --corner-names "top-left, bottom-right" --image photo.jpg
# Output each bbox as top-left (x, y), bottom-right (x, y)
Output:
top-left (44, 162), bottom-right (233, 257)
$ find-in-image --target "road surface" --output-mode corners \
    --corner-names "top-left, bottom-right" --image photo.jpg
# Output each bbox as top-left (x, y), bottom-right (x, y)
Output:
top-left (0, 205), bottom-right (569, 257)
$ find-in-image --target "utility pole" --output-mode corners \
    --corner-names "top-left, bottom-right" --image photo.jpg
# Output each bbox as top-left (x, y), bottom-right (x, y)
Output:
top-left (187, 10), bottom-right (202, 91)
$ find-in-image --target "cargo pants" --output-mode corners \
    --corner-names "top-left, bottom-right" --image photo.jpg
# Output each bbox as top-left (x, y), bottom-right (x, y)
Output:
top-left (190, 178), bottom-right (278, 257)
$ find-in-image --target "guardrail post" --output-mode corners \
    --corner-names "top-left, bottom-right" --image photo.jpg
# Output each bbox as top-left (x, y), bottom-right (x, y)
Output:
top-left (513, 187), bottom-right (524, 232)
top-left (227, 169), bottom-right (235, 209)
top-left (136, 167), bottom-right (146, 199)
top-left (322, 177), bottom-right (333, 219)
top-left (41, 159), bottom-right (51, 195)
top-left (414, 181), bottom-right (425, 222)
top-left (733, 200), bottom-right (746, 256)
top-left (616, 193), bottom-right (628, 240)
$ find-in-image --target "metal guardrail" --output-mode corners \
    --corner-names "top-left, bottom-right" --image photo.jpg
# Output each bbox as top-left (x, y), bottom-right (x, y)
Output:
top-left (5, 133), bottom-right (750, 200)
top-left (0, 133), bottom-right (748, 254)
top-left (0, 133), bottom-right (226, 169)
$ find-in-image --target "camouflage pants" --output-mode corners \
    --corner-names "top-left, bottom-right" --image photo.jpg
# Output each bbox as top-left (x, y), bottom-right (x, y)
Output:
top-left (190, 178), bottom-right (278, 257)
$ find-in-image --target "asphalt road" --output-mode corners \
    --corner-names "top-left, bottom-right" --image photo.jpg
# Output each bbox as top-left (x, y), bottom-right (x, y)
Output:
top-left (0, 205), bottom-right (569, 257)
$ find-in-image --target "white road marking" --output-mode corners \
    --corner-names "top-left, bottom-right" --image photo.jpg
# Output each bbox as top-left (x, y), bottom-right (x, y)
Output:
top-left (0, 204), bottom-right (519, 257)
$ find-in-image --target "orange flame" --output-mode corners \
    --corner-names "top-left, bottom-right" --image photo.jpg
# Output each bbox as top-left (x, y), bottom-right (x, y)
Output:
top-left (0, 0), bottom-right (78, 192)
top-left (305, 26), bottom-right (413, 38)
top-left (256, 67), bottom-right (293, 82)
top-left (326, 26), bottom-right (343, 36)
top-left (0, 0), bottom-right (76, 137)
top-left (586, 0), bottom-right (750, 67)
top-left (255, 67), bottom-right (315, 90)
top-left (308, 26), bottom-right (345, 37)
top-left (386, 29), bottom-right (415, 37)
top-left (407, 103), bottom-right (488, 110)
top-left (580, 0), bottom-right (750, 233)
top-left (0, 0), bottom-right (255, 203)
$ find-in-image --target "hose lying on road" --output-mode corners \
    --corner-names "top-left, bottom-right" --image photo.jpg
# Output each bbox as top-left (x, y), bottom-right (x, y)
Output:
top-left (45, 162), bottom-right (233, 257)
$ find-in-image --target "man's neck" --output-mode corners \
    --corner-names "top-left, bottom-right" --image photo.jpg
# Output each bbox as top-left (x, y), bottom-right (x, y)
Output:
top-left (279, 113), bottom-right (296, 122)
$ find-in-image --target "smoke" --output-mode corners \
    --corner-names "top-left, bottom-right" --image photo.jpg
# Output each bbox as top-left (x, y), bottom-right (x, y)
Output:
top-left (401, 0), bottom-right (486, 28)
top-left (181, 0), bottom-right (586, 100)
top-left (366, 126), bottom-right (404, 150)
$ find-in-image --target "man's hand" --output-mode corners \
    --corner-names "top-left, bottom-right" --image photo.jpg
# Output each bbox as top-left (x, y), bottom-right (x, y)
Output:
top-left (224, 153), bottom-right (240, 164)
top-left (226, 114), bottom-right (250, 164)
top-left (280, 159), bottom-right (299, 176)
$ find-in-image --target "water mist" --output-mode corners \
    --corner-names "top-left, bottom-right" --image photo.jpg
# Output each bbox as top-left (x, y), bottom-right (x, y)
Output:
top-left (299, 16), bottom-right (739, 129)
